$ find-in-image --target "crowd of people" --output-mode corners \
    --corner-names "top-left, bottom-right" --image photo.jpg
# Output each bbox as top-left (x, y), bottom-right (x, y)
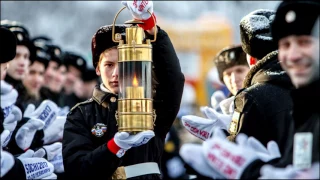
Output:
top-left (1, 0), bottom-right (319, 179)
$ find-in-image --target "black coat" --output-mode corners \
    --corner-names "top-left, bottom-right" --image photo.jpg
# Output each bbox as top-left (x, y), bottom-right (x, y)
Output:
top-left (241, 80), bottom-right (320, 179)
top-left (62, 26), bottom-right (185, 179)
top-left (231, 51), bottom-right (295, 154)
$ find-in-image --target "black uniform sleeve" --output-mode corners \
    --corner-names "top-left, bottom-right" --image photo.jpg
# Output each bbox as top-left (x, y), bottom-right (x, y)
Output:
top-left (146, 26), bottom-right (185, 139)
top-left (2, 157), bottom-right (26, 180)
top-left (62, 107), bottom-right (122, 179)
top-left (235, 91), bottom-right (291, 154)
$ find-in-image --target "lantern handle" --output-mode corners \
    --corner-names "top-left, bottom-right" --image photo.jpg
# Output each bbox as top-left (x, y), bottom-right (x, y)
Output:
top-left (112, 7), bottom-right (157, 43)
top-left (112, 7), bottom-right (126, 43)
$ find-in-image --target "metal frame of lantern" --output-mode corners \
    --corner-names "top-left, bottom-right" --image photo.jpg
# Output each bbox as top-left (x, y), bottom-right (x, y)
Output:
top-left (112, 7), bottom-right (157, 133)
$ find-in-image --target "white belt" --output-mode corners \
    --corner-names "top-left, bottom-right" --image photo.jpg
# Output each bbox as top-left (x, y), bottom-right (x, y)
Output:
top-left (124, 162), bottom-right (161, 179)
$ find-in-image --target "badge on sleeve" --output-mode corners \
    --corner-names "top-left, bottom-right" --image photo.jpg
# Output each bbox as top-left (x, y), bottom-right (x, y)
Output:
top-left (229, 111), bottom-right (241, 135)
top-left (91, 123), bottom-right (107, 137)
top-left (293, 132), bottom-right (313, 169)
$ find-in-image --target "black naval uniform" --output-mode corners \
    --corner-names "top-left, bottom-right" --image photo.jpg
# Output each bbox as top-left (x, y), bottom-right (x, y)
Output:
top-left (241, 79), bottom-right (320, 179)
top-left (62, 26), bottom-right (185, 179)
top-left (230, 51), bottom-right (295, 154)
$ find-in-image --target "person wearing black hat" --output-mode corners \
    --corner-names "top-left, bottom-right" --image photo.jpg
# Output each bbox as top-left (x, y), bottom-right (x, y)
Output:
top-left (33, 38), bottom-right (66, 107)
top-left (18, 41), bottom-right (50, 111)
top-left (1, 27), bottom-right (56, 180)
top-left (43, 43), bottom-right (63, 91)
top-left (256, 0), bottom-right (320, 178)
top-left (62, 1), bottom-right (184, 179)
top-left (1, 20), bottom-right (33, 91)
top-left (61, 51), bottom-right (87, 108)
top-left (214, 45), bottom-right (249, 96)
top-left (228, 9), bottom-right (295, 155)
top-left (231, 1), bottom-right (320, 179)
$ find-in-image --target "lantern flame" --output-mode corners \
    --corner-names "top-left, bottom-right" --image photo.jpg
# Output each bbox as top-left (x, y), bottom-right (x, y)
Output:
top-left (133, 74), bottom-right (139, 87)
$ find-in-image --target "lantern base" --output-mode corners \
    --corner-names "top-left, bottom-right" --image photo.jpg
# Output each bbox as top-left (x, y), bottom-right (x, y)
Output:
top-left (117, 99), bottom-right (155, 133)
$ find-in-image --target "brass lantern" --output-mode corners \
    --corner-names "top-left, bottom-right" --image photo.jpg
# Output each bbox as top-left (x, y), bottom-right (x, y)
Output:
top-left (112, 7), bottom-right (157, 133)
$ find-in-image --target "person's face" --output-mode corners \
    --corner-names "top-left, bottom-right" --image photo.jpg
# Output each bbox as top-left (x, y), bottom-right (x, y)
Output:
top-left (51, 64), bottom-right (67, 93)
top-left (7, 45), bottom-right (30, 80)
top-left (64, 65), bottom-right (82, 92)
top-left (1, 63), bottom-right (9, 80)
top-left (22, 61), bottom-right (45, 96)
top-left (278, 35), bottom-right (319, 88)
top-left (223, 65), bottom-right (250, 95)
top-left (44, 61), bottom-right (59, 89)
top-left (96, 48), bottom-right (119, 94)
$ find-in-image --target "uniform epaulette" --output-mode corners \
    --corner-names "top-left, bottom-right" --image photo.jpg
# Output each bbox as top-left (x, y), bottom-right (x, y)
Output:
top-left (70, 98), bottom-right (94, 112)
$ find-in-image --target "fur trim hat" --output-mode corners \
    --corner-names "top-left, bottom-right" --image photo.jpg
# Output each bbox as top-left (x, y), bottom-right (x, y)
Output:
top-left (1, 20), bottom-right (32, 52)
top-left (240, 9), bottom-right (277, 60)
top-left (271, 0), bottom-right (320, 44)
top-left (91, 24), bottom-right (127, 68)
top-left (62, 51), bottom-right (87, 73)
top-left (214, 45), bottom-right (248, 83)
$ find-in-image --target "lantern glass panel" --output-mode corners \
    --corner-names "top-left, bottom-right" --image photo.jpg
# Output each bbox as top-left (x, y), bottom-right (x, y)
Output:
top-left (118, 61), bottom-right (152, 99)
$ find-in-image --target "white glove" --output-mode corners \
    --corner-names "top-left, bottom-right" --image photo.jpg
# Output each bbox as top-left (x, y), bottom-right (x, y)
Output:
top-left (0, 130), bottom-right (15, 177)
top-left (294, 162), bottom-right (319, 179)
top-left (219, 96), bottom-right (235, 115)
top-left (1, 130), bottom-right (10, 147)
top-left (35, 142), bottom-right (64, 173)
top-left (166, 157), bottom-right (186, 179)
top-left (24, 100), bottom-right (59, 129)
top-left (0, 149), bottom-right (15, 178)
top-left (0, 80), bottom-right (18, 119)
top-left (2, 106), bottom-right (22, 147)
top-left (17, 149), bottom-right (45, 158)
top-left (202, 128), bottom-right (259, 179)
top-left (211, 90), bottom-right (226, 109)
top-left (121, 0), bottom-right (153, 20)
top-left (15, 118), bottom-right (45, 151)
top-left (201, 106), bottom-right (232, 130)
top-left (17, 156), bottom-right (55, 179)
top-left (247, 137), bottom-right (281, 162)
top-left (42, 116), bottom-right (66, 145)
top-left (180, 143), bottom-right (224, 179)
top-left (181, 106), bottom-right (231, 141)
top-left (114, 130), bottom-right (155, 150)
top-left (3, 105), bottom-right (22, 131)
top-left (259, 164), bottom-right (302, 179)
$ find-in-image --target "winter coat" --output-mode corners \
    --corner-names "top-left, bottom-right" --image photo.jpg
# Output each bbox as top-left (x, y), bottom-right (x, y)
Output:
top-left (230, 50), bottom-right (295, 155)
top-left (241, 79), bottom-right (320, 179)
top-left (62, 26), bottom-right (185, 179)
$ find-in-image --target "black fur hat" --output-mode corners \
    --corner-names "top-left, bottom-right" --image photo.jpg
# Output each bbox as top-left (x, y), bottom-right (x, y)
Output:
top-left (30, 40), bottom-right (50, 69)
top-left (240, 9), bottom-right (277, 60)
top-left (1, 20), bottom-right (32, 52)
top-left (32, 36), bottom-right (63, 65)
top-left (91, 24), bottom-right (127, 68)
top-left (214, 45), bottom-right (248, 83)
top-left (46, 44), bottom-right (63, 65)
top-left (271, 0), bottom-right (320, 44)
top-left (62, 51), bottom-right (87, 73)
top-left (0, 27), bottom-right (17, 63)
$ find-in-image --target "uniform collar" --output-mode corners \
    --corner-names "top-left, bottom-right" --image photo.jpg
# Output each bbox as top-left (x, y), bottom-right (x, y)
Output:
top-left (92, 84), bottom-right (117, 108)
